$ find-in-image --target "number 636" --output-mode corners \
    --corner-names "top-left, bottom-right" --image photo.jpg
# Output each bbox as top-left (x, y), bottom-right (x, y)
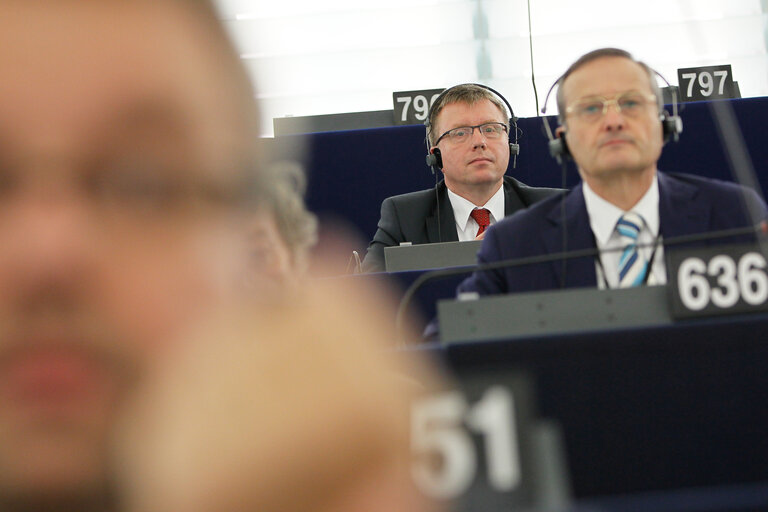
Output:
top-left (678, 252), bottom-right (768, 310)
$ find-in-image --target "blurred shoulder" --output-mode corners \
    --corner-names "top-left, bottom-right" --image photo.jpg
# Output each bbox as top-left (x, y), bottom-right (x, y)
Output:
top-left (494, 186), bottom-right (568, 235)
top-left (503, 175), bottom-right (564, 204)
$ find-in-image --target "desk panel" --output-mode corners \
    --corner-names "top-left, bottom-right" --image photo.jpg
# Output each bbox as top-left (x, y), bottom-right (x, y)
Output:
top-left (419, 313), bottom-right (768, 504)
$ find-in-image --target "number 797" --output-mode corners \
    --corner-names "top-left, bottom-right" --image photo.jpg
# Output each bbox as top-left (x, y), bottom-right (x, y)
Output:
top-left (681, 70), bottom-right (729, 98)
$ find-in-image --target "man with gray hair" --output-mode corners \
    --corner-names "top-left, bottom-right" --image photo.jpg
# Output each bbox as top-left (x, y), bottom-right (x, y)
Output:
top-left (249, 161), bottom-right (318, 285)
top-left (459, 48), bottom-right (767, 295)
top-left (362, 83), bottom-right (559, 272)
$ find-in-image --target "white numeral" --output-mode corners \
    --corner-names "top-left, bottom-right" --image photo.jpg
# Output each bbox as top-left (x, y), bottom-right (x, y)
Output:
top-left (466, 387), bottom-right (521, 490)
top-left (411, 391), bottom-right (475, 498)
top-left (714, 70), bottom-right (729, 95)
top-left (396, 96), bottom-right (412, 121)
top-left (679, 257), bottom-right (709, 310)
top-left (709, 255), bottom-right (739, 308)
top-left (413, 95), bottom-right (429, 121)
top-left (698, 71), bottom-right (714, 97)
top-left (681, 72), bottom-right (697, 97)
top-left (738, 252), bottom-right (768, 305)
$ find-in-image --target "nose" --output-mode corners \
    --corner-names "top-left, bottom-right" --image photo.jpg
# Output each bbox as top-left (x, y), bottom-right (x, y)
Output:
top-left (0, 176), bottom-right (98, 307)
top-left (471, 127), bottom-right (488, 147)
top-left (602, 102), bottom-right (625, 131)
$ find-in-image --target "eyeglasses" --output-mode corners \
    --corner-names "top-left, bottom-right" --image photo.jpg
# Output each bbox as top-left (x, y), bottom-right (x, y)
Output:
top-left (434, 122), bottom-right (508, 145)
top-left (565, 92), bottom-right (657, 123)
top-left (0, 158), bottom-right (261, 230)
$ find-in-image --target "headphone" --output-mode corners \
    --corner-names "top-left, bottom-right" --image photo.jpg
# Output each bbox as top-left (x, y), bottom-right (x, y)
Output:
top-left (541, 67), bottom-right (683, 163)
top-left (424, 83), bottom-right (520, 171)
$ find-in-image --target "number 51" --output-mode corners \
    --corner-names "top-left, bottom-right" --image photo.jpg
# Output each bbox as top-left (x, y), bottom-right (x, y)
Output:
top-left (410, 386), bottom-right (521, 499)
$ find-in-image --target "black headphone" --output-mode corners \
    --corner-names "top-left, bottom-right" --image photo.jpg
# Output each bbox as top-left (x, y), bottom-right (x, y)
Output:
top-left (541, 68), bottom-right (683, 163)
top-left (424, 83), bottom-right (520, 171)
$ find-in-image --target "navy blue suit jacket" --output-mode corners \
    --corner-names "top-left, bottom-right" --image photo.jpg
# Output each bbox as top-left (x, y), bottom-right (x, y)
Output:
top-left (460, 172), bottom-right (768, 296)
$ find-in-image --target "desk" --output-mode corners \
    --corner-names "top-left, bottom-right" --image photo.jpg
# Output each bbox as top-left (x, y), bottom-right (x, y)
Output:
top-left (416, 312), bottom-right (768, 510)
top-left (342, 267), bottom-right (468, 336)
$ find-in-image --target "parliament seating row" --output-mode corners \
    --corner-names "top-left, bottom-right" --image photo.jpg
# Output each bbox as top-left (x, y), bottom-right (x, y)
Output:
top-left (277, 97), bottom-right (768, 257)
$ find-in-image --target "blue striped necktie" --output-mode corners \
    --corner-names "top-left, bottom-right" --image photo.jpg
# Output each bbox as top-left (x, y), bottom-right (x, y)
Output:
top-left (616, 211), bottom-right (648, 287)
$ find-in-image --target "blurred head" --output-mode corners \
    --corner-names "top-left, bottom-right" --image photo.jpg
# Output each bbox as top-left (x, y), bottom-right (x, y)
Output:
top-left (0, 0), bottom-right (260, 508)
top-left (555, 48), bottom-right (663, 124)
top-left (250, 162), bottom-right (318, 284)
top-left (426, 85), bottom-right (510, 202)
top-left (555, 48), bottom-right (665, 185)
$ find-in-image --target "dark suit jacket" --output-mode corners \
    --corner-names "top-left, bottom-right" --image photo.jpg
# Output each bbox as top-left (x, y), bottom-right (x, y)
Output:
top-left (459, 172), bottom-right (768, 296)
top-left (362, 176), bottom-right (561, 272)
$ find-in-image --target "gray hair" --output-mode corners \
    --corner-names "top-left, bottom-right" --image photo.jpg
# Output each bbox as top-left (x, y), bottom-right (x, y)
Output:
top-left (256, 161), bottom-right (318, 272)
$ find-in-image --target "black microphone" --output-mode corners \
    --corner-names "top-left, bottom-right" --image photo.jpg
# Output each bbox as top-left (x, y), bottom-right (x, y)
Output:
top-left (395, 222), bottom-right (768, 346)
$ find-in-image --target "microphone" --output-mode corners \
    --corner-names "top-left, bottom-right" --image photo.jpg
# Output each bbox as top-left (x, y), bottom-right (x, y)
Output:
top-left (510, 142), bottom-right (520, 169)
top-left (346, 250), bottom-right (362, 274)
top-left (395, 223), bottom-right (768, 346)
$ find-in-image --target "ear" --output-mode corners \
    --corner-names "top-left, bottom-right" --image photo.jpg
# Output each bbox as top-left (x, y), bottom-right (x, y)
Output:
top-left (554, 125), bottom-right (566, 138)
top-left (429, 146), bottom-right (437, 154)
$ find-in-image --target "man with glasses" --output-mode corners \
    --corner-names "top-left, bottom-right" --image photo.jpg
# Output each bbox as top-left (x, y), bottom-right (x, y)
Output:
top-left (460, 48), bottom-right (767, 295)
top-left (362, 83), bottom-right (559, 272)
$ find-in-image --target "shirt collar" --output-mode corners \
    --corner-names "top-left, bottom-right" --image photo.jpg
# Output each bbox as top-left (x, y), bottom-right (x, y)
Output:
top-left (447, 183), bottom-right (506, 231)
top-left (582, 174), bottom-right (660, 245)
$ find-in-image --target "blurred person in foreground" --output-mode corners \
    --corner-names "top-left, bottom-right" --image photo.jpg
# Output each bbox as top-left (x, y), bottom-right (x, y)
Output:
top-left (0, 1), bottom-right (441, 512)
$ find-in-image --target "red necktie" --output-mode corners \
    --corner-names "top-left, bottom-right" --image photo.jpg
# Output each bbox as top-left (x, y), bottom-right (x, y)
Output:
top-left (470, 208), bottom-right (490, 237)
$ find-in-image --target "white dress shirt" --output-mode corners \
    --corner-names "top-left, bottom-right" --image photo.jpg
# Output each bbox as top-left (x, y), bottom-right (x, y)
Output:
top-left (447, 185), bottom-right (506, 242)
top-left (582, 176), bottom-right (667, 289)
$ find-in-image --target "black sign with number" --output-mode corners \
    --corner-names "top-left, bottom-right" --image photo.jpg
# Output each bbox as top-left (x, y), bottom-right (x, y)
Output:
top-left (667, 243), bottom-right (768, 319)
top-left (410, 370), bottom-right (569, 511)
top-left (392, 88), bottom-right (445, 126)
top-left (677, 65), bottom-right (737, 102)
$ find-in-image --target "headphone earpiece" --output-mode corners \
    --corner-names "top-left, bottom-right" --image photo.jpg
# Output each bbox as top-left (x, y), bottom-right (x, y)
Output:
top-left (548, 131), bottom-right (571, 161)
top-left (425, 148), bottom-right (442, 171)
top-left (660, 110), bottom-right (683, 143)
top-left (508, 116), bottom-right (520, 157)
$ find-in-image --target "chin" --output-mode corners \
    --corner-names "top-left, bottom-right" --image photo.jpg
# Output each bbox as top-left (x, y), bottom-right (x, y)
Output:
top-left (0, 428), bottom-right (111, 507)
top-left (468, 170), bottom-right (504, 184)
top-left (594, 157), bottom-right (646, 176)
